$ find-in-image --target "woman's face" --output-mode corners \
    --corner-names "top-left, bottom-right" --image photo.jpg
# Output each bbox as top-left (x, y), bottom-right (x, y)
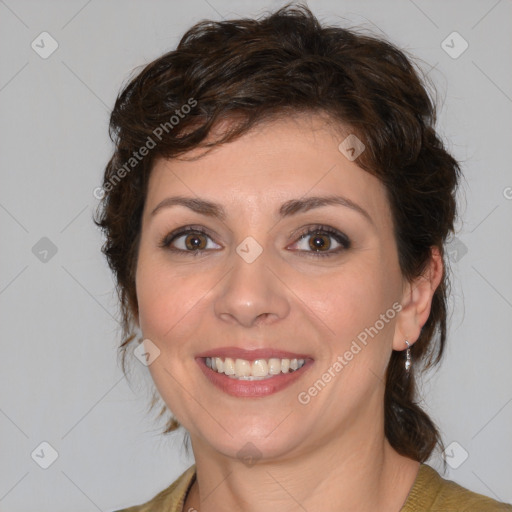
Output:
top-left (135, 114), bottom-right (406, 461)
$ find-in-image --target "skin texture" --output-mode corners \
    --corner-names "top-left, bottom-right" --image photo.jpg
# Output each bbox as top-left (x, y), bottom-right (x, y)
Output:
top-left (134, 114), bottom-right (443, 511)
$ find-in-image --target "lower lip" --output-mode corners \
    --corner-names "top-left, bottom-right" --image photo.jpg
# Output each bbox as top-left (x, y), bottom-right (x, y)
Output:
top-left (196, 358), bottom-right (314, 398)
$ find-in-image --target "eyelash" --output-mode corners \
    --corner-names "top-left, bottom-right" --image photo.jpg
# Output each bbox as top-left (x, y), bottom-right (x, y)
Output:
top-left (158, 224), bottom-right (351, 258)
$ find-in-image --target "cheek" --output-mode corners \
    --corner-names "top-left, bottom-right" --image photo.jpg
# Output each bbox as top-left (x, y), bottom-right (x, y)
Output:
top-left (316, 264), bottom-right (398, 336)
top-left (136, 259), bottom-right (171, 337)
top-left (308, 263), bottom-right (401, 390)
top-left (135, 229), bottom-right (401, 355)
top-left (135, 251), bottom-right (213, 347)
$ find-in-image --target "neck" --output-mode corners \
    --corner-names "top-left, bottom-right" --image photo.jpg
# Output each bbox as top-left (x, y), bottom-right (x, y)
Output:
top-left (184, 419), bottom-right (420, 512)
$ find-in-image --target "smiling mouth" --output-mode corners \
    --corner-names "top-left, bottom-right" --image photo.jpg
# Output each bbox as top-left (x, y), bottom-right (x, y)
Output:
top-left (204, 356), bottom-right (307, 380)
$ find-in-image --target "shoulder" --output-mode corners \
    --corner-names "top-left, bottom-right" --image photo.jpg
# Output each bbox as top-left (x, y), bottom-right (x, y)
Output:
top-left (110, 464), bottom-right (196, 512)
top-left (402, 463), bottom-right (512, 511)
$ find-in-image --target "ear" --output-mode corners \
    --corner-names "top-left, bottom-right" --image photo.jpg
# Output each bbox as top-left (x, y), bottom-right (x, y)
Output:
top-left (393, 246), bottom-right (444, 351)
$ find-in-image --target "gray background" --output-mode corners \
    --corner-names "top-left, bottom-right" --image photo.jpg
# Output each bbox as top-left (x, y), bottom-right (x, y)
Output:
top-left (1, 0), bottom-right (511, 510)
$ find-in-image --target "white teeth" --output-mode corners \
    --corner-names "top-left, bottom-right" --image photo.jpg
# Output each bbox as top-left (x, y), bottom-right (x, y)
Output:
top-left (268, 358), bottom-right (281, 375)
top-left (204, 357), bottom-right (306, 379)
top-left (251, 359), bottom-right (268, 377)
top-left (224, 357), bottom-right (235, 375)
top-left (235, 358), bottom-right (251, 377)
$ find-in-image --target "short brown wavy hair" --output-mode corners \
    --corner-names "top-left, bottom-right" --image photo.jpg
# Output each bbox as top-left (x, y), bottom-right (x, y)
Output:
top-left (94, 3), bottom-right (461, 464)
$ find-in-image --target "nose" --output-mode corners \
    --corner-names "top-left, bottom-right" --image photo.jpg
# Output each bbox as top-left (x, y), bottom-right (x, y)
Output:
top-left (213, 245), bottom-right (290, 328)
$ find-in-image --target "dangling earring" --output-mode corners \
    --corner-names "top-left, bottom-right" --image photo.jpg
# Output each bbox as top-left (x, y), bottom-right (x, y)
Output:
top-left (404, 340), bottom-right (412, 371)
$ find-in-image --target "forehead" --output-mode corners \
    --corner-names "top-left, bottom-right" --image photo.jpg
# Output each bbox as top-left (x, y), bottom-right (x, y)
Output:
top-left (144, 114), bottom-right (391, 227)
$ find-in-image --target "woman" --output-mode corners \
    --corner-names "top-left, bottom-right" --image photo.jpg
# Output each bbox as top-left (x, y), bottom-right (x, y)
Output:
top-left (96, 4), bottom-right (512, 511)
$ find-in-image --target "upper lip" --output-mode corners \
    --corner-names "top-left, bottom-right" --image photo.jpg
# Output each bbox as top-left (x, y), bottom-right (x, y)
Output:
top-left (196, 347), bottom-right (312, 361)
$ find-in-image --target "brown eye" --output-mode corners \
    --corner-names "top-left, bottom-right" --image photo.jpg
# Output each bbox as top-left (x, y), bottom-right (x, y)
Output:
top-left (160, 226), bottom-right (221, 254)
top-left (289, 225), bottom-right (350, 258)
top-left (307, 232), bottom-right (332, 251)
top-left (183, 233), bottom-right (208, 251)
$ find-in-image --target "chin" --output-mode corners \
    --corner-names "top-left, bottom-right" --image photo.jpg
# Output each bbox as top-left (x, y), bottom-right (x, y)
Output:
top-left (193, 419), bottom-right (307, 463)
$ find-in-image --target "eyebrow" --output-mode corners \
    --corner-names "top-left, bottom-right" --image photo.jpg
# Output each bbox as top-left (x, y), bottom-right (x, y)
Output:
top-left (150, 195), bottom-right (374, 225)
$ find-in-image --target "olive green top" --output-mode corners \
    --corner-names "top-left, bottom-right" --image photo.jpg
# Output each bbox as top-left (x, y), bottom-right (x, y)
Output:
top-left (113, 463), bottom-right (512, 511)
